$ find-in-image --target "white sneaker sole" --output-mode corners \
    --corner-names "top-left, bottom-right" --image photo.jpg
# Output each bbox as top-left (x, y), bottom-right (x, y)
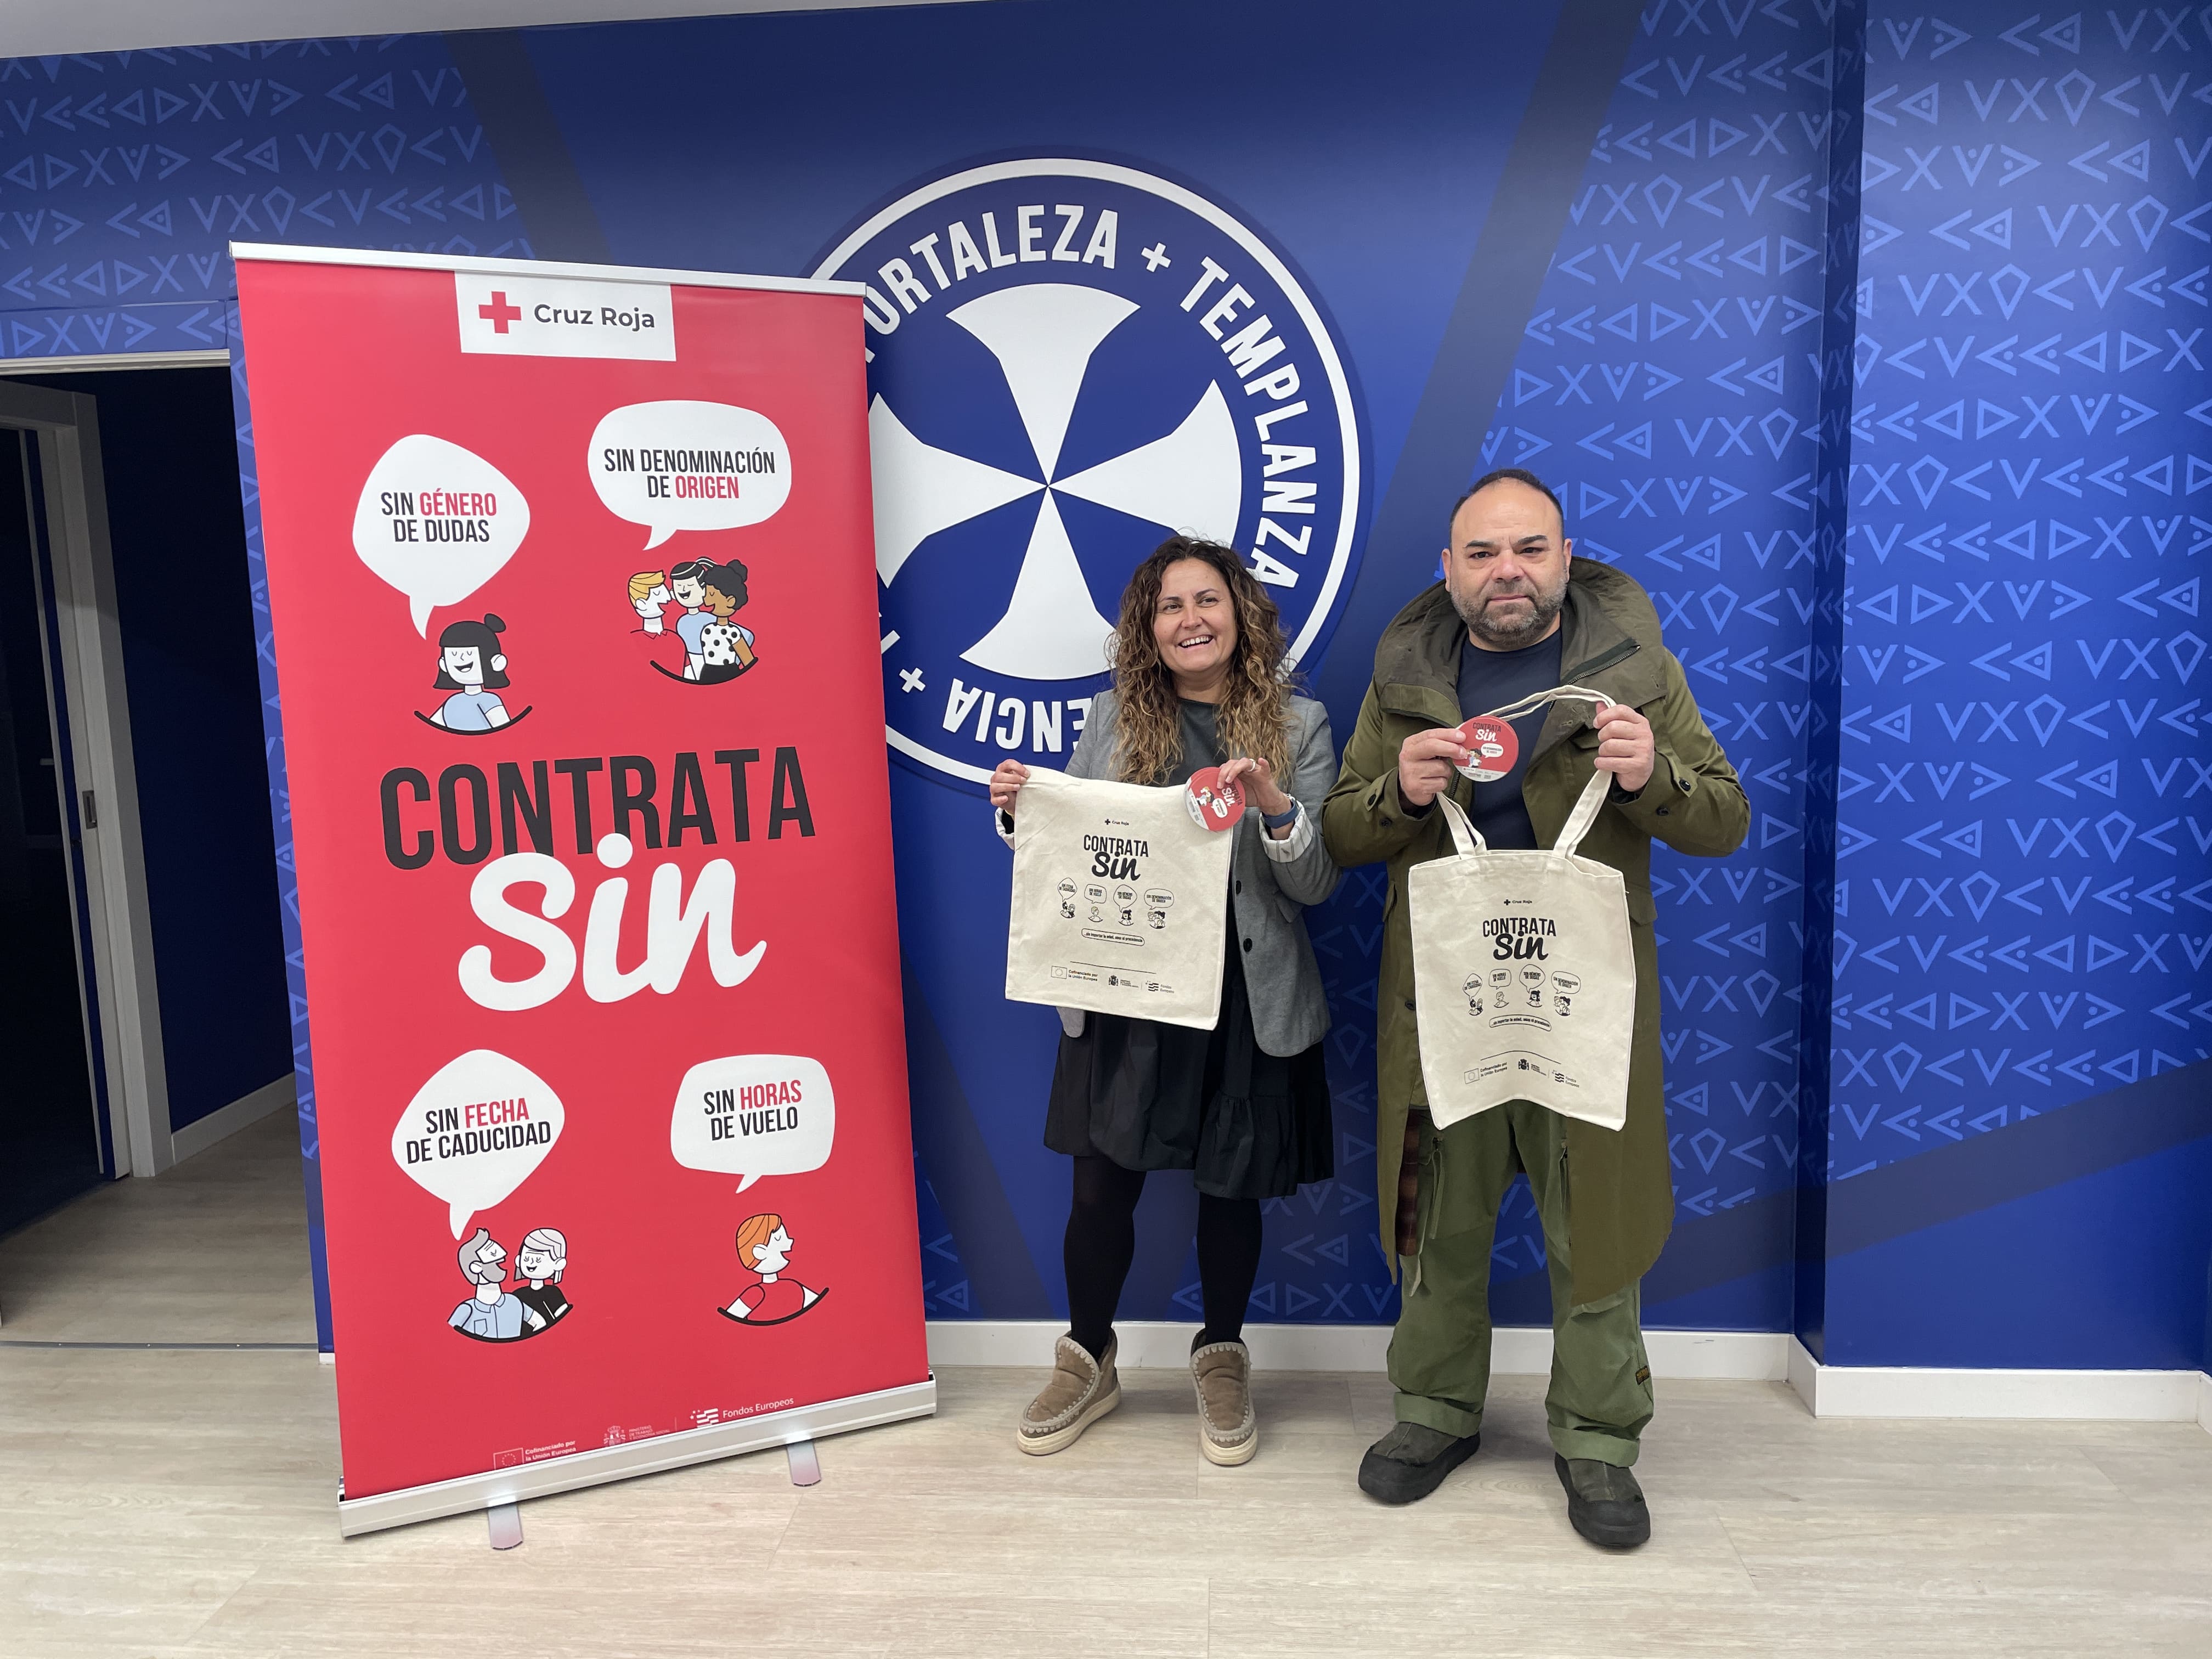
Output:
top-left (1015, 1381), bottom-right (1121, 1457)
top-left (1200, 1424), bottom-right (1259, 1466)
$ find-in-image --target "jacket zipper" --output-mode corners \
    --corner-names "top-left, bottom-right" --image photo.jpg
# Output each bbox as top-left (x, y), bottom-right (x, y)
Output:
top-left (1566, 636), bottom-right (1639, 681)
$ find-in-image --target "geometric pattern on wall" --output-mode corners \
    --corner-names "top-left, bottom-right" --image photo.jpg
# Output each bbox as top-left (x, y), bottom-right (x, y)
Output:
top-left (0, 39), bottom-right (523, 365)
top-left (1286, 1), bottom-right (1841, 1328)
top-left (1838, 6), bottom-right (2212, 1177)
top-left (9, 6), bottom-right (2207, 1340)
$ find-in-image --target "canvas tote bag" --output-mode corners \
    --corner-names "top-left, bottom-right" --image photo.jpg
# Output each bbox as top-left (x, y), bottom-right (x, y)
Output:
top-left (1005, 768), bottom-right (1236, 1031)
top-left (1409, 687), bottom-right (1637, 1132)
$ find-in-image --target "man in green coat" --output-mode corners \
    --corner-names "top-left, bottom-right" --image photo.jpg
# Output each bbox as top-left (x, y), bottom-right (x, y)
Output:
top-left (1321, 468), bottom-right (1747, 1546)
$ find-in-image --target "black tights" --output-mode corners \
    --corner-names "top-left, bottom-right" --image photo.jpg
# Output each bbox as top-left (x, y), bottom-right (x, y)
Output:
top-left (1063, 1155), bottom-right (1262, 1361)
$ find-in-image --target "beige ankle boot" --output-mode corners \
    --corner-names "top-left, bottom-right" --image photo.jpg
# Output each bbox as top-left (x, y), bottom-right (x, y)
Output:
top-left (1017, 1334), bottom-right (1120, 1455)
top-left (1190, 1340), bottom-right (1257, 1465)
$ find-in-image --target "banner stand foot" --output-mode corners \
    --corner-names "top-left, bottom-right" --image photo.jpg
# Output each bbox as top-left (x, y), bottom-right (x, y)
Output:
top-left (786, 1440), bottom-right (821, 1487)
top-left (487, 1502), bottom-right (524, 1550)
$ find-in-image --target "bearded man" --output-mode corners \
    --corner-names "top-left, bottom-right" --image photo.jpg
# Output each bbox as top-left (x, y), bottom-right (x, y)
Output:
top-left (1321, 468), bottom-right (1747, 1547)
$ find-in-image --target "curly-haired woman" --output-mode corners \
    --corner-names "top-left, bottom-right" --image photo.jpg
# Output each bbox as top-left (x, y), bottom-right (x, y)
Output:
top-left (989, 535), bottom-right (1342, 1466)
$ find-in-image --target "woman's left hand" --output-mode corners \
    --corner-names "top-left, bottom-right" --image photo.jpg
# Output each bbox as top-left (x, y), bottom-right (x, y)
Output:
top-left (1219, 757), bottom-right (1294, 823)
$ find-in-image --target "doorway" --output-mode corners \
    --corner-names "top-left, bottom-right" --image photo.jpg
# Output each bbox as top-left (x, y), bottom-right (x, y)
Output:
top-left (0, 363), bottom-right (294, 1293)
top-left (0, 425), bottom-right (108, 1236)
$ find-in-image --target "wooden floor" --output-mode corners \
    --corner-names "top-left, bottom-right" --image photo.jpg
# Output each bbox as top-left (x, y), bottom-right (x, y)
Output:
top-left (0, 1108), bottom-right (316, 1344)
top-left (2, 1119), bottom-right (2209, 1656)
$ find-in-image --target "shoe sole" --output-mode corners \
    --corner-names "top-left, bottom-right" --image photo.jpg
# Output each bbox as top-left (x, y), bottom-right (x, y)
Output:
top-left (1015, 1381), bottom-right (1121, 1457)
top-left (1357, 1431), bottom-right (1480, 1504)
top-left (1199, 1424), bottom-right (1259, 1466)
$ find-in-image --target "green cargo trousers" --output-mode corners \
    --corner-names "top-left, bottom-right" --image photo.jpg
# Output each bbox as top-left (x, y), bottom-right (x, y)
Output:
top-left (1389, 1101), bottom-right (1653, 1467)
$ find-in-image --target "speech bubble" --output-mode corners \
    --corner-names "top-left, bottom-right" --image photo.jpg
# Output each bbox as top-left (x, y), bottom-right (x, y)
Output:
top-left (589, 400), bottom-right (793, 550)
top-left (354, 434), bottom-right (532, 635)
top-left (392, 1048), bottom-right (566, 1237)
top-left (669, 1053), bottom-right (834, 1193)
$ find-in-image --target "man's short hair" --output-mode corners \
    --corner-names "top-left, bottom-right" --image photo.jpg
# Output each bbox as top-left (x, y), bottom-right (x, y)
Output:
top-left (458, 1227), bottom-right (499, 1284)
top-left (1449, 467), bottom-right (1567, 540)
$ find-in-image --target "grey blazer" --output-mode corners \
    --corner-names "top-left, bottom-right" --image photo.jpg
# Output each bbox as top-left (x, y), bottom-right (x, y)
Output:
top-left (1051, 689), bottom-right (1342, 1057)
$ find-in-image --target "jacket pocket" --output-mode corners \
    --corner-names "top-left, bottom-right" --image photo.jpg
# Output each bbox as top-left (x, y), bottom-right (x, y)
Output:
top-left (1422, 1115), bottom-right (1495, 1242)
top-left (1626, 887), bottom-right (1657, 924)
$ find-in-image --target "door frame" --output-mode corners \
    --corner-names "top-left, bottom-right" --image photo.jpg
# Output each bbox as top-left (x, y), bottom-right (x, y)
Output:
top-left (0, 376), bottom-right (172, 1177)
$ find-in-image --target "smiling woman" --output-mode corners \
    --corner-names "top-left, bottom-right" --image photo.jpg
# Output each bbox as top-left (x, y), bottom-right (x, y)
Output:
top-left (985, 534), bottom-right (1345, 1469)
top-left (1110, 542), bottom-right (1293, 791)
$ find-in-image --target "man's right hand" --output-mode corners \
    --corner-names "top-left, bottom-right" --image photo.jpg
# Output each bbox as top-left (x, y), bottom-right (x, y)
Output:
top-left (989, 759), bottom-right (1030, 815)
top-left (1397, 729), bottom-right (1471, 809)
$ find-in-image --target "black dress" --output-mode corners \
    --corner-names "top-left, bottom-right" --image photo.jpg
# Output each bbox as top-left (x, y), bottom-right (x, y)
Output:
top-left (1043, 702), bottom-right (1333, 1201)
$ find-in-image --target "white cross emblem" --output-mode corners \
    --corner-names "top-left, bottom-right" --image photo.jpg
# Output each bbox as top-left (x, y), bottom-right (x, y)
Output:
top-left (867, 281), bottom-right (1243, 681)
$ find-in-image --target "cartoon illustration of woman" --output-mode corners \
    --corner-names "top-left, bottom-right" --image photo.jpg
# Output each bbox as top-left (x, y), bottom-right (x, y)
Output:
top-left (695, 559), bottom-right (758, 684)
top-left (658, 558), bottom-right (759, 685)
top-left (718, 1211), bottom-right (825, 1326)
top-left (422, 614), bottom-right (527, 732)
top-left (510, 1227), bottom-right (572, 1334)
top-left (667, 560), bottom-right (716, 679)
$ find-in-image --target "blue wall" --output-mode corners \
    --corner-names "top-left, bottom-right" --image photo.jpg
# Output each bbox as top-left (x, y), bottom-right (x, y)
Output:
top-left (1816, 2), bottom-right (2212, 1365)
top-left (5, 0), bottom-right (2204, 1367)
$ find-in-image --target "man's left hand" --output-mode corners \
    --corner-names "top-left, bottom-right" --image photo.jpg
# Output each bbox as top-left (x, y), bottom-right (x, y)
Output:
top-left (1592, 701), bottom-right (1656, 795)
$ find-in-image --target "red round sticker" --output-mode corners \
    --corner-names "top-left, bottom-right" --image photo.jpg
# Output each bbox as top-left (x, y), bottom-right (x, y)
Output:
top-left (1456, 716), bottom-right (1519, 783)
top-left (1186, 765), bottom-right (1246, 832)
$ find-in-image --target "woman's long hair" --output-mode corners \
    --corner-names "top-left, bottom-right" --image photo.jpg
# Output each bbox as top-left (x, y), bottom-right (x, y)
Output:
top-left (1108, 537), bottom-right (1294, 785)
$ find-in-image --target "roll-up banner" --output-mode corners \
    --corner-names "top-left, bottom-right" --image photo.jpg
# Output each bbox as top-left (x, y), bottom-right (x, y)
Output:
top-left (230, 245), bottom-right (933, 1536)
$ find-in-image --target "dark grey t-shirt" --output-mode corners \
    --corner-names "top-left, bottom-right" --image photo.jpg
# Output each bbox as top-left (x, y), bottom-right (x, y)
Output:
top-left (1172, 699), bottom-right (1221, 785)
top-left (1453, 630), bottom-right (1564, 851)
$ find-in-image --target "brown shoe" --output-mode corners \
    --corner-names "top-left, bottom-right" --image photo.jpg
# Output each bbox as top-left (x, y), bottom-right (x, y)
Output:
top-left (1017, 1334), bottom-right (1120, 1455)
top-left (1190, 1339), bottom-right (1257, 1465)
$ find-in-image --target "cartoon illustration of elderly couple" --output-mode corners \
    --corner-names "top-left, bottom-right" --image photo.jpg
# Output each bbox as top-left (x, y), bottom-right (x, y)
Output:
top-left (630, 558), bottom-right (757, 684)
top-left (448, 1226), bottom-right (573, 1343)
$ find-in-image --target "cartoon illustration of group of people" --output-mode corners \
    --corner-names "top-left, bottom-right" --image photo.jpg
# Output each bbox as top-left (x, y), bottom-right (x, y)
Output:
top-left (411, 554), bottom-right (763, 732)
top-left (441, 1213), bottom-right (823, 1341)
top-left (448, 1226), bottom-right (573, 1343)
top-left (629, 558), bottom-right (757, 684)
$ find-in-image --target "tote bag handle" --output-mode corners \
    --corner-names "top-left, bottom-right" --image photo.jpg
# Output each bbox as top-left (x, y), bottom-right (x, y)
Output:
top-left (1436, 682), bottom-right (1617, 862)
top-left (1437, 769), bottom-right (1610, 864)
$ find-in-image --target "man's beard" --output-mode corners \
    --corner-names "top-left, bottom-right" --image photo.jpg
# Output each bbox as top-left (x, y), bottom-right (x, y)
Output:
top-left (1452, 579), bottom-right (1565, 647)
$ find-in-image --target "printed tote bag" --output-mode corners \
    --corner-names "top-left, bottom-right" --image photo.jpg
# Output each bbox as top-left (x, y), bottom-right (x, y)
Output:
top-left (1005, 768), bottom-right (1235, 1031)
top-left (1409, 768), bottom-right (1636, 1131)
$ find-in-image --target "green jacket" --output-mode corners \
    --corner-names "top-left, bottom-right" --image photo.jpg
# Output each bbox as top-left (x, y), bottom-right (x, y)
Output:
top-left (1320, 560), bottom-right (1749, 1303)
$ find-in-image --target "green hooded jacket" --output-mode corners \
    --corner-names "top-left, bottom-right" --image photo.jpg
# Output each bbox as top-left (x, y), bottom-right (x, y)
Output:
top-left (1320, 560), bottom-right (1750, 1303)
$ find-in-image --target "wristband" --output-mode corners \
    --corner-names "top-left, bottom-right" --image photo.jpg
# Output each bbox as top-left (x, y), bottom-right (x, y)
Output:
top-left (1260, 802), bottom-right (1300, 830)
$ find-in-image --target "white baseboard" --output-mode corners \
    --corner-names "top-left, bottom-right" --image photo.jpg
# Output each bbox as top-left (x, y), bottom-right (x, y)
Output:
top-left (923, 1320), bottom-right (1790, 1381)
top-left (1788, 1338), bottom-right (2210, 1425)
top-left (168, 1076), bottom-right (294, 1165)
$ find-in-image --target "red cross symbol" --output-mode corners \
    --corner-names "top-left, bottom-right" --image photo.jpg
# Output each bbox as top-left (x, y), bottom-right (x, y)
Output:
top-left (478, 291), bottom-right (522, 333)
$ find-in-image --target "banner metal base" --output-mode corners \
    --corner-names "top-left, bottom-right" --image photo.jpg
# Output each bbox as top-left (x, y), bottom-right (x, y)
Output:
top-left (785, 1439), bottom-right (821, 1487)
top-left (336, 1376), bottom-right (935, 1538)
top-left (486, 1502), bottom-right (523, 1550)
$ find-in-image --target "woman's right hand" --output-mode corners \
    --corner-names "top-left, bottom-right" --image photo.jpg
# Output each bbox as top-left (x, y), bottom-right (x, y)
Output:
top-left (989, 759), bottom-right (1030, 815)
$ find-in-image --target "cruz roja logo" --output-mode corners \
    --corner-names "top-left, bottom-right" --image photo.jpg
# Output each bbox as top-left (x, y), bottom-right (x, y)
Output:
top-left (815, 157), bottom-right (1363, 785)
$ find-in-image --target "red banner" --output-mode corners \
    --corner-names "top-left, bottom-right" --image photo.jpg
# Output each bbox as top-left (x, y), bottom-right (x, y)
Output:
top-left (235, 251), bottom-right (928, 1505)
